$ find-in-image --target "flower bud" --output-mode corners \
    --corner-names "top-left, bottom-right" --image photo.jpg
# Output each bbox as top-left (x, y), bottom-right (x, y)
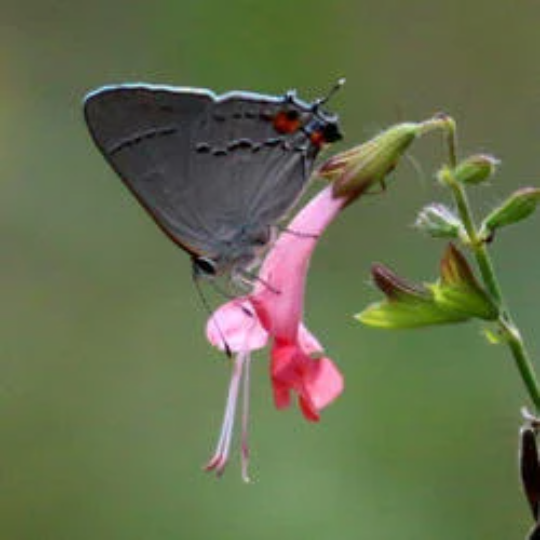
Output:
top-left (482, 187), bottom-right (540, 233)
top-left (454, 154), bottom-right (500, 185)
top-left (415, 203), bottom-right (463, 239)
top-left (318, 122), bottom-right (420, 202)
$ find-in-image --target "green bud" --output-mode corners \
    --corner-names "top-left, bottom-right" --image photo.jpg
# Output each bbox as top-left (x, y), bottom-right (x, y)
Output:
top-left (415, 203), bottom-right (463, 239)
top-left (454, 154), bottom-right (500, 185)
top-left (482, 187), bottom-right (540, 233)
top-left (436, 165), bottom-right (453, 187)
top-left (318, 122), bottom-right (420, 201)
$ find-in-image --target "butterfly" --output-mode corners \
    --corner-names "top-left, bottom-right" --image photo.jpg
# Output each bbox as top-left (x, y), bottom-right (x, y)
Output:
top-left (84, 82), bottom-right (342, 283)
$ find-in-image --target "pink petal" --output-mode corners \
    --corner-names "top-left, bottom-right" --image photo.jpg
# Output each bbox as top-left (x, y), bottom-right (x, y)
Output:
top-left (270, 340), bottom-right (299, 387)
top-left (272, 382), bottom-right (292, 411)
top-left (301, 356), bottom-right (344, 411)
top-left (206, 300), bottom-right (268, 353)
top-left (299, 395), bottom-right (320, 422)
top-left (252, 186), bottom-right (345, 341)
top-left (298, 323), bottom-right (323, 355)
top-left (270, 340), bottom-right (344, 421)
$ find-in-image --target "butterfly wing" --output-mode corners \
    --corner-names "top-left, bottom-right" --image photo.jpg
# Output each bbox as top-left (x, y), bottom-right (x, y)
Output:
top-left (84, 84), bottom-right (218, 257)
top-left (84, 84), bottom-right (331, 266)
top-left (181, 92), bottom-right (323, 254)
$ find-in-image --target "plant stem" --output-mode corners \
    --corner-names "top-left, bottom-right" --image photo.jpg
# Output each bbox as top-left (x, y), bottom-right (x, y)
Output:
top-left (500, 319), bottom-right (540, 411)
top-left (448, 178), bottom-right (503, 304)
top-left (442, 127), bottom-right (540, 411)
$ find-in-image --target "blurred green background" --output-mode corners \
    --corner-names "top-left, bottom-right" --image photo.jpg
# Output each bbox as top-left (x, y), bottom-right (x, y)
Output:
top-left (2, 0), bottom-right (540, 538)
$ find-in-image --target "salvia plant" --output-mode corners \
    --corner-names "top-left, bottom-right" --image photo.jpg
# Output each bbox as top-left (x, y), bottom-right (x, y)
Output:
top-left (344, 115), bottom-right (540, 540)
top-left (202, 112), bottom-right (540, 538)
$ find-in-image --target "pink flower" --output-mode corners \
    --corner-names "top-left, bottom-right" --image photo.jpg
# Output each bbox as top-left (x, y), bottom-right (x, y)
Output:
top-left (203, 120), bottom-right (429, 480)
top-left (205, 185), bottom-right (346, 481)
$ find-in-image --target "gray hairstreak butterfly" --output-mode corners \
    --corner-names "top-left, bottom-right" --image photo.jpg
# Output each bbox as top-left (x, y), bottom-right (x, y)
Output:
top-left (84, 82), bottom-right (343, 283)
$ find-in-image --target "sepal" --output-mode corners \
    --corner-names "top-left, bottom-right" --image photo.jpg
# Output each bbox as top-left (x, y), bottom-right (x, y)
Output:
top-left (357, 244), bottom-right (498, 329)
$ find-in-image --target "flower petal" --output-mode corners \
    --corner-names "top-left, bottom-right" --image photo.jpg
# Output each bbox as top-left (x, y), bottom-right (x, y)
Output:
top-left (206, 300), bottom-right (268, 353)
top-left (252, 186), bottom-right (345, 341)
top-left (272, 381), bottom-right (292, 411)
top-left (302, 356), bottom-right (344, 411)
top-left (298, 323), bottom-right (324, 354)
top-left (270, 340), bottom-right (344, 420)
top-left (299, 395), bottom-right (320, 422)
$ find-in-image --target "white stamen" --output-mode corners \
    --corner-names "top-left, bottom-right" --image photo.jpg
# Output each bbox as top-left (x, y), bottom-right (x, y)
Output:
top-left (205, 351), bottom-right (252, 478)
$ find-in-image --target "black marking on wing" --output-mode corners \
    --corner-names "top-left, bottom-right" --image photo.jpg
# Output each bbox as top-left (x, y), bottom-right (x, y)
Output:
top-left (227, 138), bottom-right (254, 151)
top-left (108, 126), bottom-right (178, 156)
top-left (195, 142), bottom-right (211, 153)
top-left (193, 136), bottom-right (297, 158)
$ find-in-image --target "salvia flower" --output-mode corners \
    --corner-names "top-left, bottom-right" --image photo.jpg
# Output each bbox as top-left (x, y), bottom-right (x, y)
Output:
top-left (203, 118), bottom-right (436, 480)
top-left (205, 186), bottom-right (346, 480)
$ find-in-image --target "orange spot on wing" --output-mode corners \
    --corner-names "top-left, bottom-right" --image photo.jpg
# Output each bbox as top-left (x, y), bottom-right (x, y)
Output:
top-left (273, 111), bottom-right (301, 134)
top-left (309, 130), bottom-right (326, 147)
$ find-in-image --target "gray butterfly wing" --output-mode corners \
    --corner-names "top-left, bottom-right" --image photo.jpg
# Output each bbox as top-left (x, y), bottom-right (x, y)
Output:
top-left (84, 84), bottom-right (321, 264)
top-left (182, 98), bottom-right (320, 259)
top-left (84, 84), bottom-right (218, 256)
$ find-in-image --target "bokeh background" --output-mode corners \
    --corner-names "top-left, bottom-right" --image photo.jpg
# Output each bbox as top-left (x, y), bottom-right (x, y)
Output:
top-left (2, 0), bottom-right (540, 538)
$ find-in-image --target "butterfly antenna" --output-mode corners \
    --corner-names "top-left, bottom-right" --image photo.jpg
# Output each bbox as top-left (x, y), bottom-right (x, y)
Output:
top-left (314, 77), bottom-right (346, 108)
top-left (192, 273), bottom-right (232, 358)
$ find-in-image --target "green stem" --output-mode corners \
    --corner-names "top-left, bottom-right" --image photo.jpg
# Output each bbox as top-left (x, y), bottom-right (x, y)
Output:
top-left (449, 178), bottom-right (503, 304)
top-left (500, 319), bottom-right (540, 410)
top-left (441, 131), bottom-right (540, 410)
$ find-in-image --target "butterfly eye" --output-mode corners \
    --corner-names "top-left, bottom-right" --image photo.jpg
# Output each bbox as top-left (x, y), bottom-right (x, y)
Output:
top-left (194, 256), bottom-right (218, 277)
top-left (321, 121), bottom-right (342, 143)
